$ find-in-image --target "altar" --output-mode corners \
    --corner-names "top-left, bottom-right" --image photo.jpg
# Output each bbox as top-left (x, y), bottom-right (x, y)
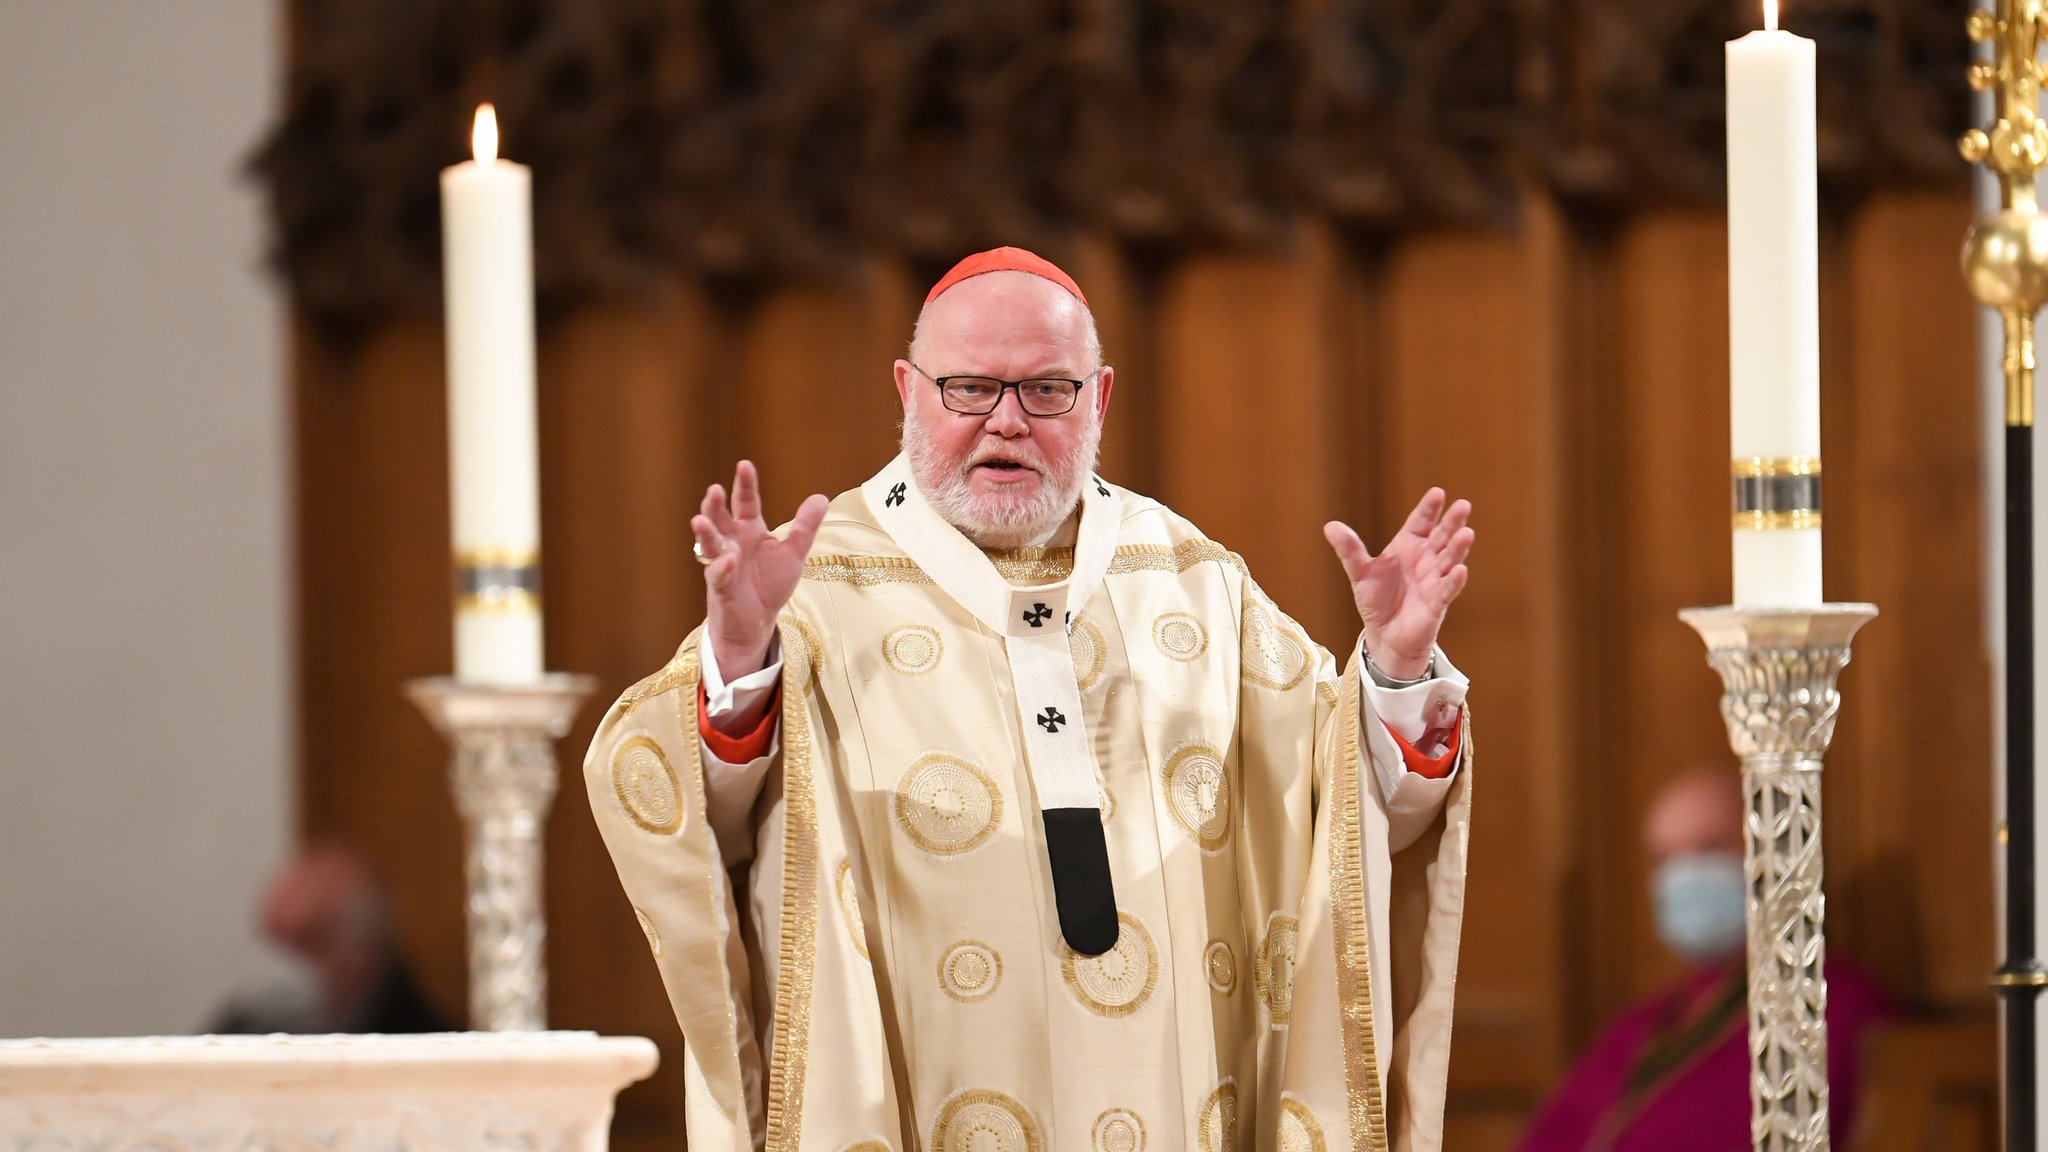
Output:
top-left (0, 1033), bottom-right (657, 1152)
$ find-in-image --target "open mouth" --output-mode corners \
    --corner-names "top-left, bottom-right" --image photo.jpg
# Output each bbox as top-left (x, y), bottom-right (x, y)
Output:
top-left (974, 459), bottom-right (1034, 473)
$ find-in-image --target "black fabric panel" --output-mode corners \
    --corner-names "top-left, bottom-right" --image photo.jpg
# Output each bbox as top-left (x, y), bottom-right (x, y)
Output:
top-left (1044, 806), bottom-right (1119, 955)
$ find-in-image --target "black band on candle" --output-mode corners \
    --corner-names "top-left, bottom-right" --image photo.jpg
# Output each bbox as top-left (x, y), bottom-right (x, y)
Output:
top-left (456, 557), bottom-right (542, 614)
top-left (1732, 457), bottom-right (1822, 531)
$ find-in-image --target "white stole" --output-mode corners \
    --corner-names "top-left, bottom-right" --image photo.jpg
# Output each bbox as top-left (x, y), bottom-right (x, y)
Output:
top-left (860, 454), bottom-right (1124, 952)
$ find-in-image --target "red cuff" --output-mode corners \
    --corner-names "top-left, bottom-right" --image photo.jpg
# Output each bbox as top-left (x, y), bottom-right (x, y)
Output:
top-left (1385, 714), bottom-right (1462, 780)
top-left (698, 681), bottom-right (780, 763)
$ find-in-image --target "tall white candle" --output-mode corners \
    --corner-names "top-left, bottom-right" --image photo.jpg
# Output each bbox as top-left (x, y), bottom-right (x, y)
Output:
top-left (441, 105), bottom-right (543, 683)
top-left (1726, 0), bottom-right (1823, 607)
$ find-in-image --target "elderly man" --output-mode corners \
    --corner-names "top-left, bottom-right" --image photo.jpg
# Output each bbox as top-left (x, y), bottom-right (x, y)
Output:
top-left (585, 248), bottom-right (1476, 1151)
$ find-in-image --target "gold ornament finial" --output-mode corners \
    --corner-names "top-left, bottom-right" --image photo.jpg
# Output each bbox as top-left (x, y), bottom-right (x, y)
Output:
top-left (1962, 0), bottom-right (2048, 426)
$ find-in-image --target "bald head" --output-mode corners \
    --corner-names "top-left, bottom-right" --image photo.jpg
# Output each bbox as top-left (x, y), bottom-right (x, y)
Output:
top-left (1643, 772), bottom-right (1745, 867)
top-left (909, 270), bottom-right (1102, 375)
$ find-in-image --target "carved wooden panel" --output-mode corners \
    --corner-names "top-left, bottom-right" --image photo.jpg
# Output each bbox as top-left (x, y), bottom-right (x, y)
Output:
top-left (258, 0), bottom-right (1968, 344)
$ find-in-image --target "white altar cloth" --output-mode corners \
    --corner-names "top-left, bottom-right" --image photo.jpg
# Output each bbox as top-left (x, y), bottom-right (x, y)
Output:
top-left (0, 1031), bottom-right (659, 1151)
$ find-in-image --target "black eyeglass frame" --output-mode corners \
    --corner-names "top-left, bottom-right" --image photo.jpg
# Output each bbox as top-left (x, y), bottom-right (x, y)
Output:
top-left (909, 361), bottom-right (1101, 417)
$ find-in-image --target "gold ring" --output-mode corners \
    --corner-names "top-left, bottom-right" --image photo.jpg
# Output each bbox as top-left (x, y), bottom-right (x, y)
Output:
top-left (693, 540), bottom-right (716, 566)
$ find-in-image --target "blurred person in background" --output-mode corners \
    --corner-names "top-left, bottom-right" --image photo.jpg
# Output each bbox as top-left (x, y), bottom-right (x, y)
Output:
top-left (1516, 773), bottom-right (1893, 1151)
top-left (210, 844), bottom-right (451, 1034)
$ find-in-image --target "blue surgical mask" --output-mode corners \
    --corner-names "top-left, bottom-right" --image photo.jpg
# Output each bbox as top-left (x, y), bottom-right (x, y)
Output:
top-left (1652, 851), bottom-right (1747, 963)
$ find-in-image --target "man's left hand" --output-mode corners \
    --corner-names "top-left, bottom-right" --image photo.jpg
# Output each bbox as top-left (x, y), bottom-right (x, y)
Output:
top-left (1323, 489), bottom-right (1473, 681)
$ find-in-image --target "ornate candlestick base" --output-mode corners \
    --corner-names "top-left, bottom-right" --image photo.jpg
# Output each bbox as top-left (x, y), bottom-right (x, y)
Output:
top-left (406, 674), bottom-right (596, 1032)
top-left (1678, 604), bottom-right (1878, 1152)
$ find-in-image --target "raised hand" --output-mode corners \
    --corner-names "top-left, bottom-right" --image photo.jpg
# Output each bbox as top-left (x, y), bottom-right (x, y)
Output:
top-left (691, 460), bottom-right (830, 680)
top-left (1323, 489), bottom-right (1473, 681)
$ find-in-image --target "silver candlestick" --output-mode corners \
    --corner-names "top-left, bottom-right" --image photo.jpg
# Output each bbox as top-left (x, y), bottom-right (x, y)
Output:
top-left (1678, 604), bottom-right (1878, 1152)
top-left (406, 674), bottom-right (595, 1032)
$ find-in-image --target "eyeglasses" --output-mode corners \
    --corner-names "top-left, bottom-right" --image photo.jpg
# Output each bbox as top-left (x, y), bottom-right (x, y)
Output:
top-left (910, 362), bottom-right (1098, 417)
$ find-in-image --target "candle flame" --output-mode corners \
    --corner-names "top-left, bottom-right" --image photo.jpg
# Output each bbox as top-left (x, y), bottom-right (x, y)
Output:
top-left (472, 104), bottom-right (498, 163)
top-left (1763, 0), bottom-right (1778, 31)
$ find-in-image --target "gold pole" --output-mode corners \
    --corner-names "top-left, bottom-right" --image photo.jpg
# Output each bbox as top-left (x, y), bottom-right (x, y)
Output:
top-left (1962, 0), bottom-right (2048, 429)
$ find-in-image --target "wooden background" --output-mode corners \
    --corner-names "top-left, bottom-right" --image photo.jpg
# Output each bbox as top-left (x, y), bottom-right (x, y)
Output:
top-left (295, 184), bottom-right (1997, 1147)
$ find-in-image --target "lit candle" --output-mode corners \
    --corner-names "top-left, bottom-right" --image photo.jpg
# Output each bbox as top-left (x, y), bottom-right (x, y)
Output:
top-left (440, 104), bottom-right (543, 682)
top-left (1726, 0), bottom-right (1822, 607)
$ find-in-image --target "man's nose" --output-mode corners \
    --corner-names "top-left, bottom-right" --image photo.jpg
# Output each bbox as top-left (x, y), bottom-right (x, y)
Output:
top-left (983, 388), bottom-right (1031, 436)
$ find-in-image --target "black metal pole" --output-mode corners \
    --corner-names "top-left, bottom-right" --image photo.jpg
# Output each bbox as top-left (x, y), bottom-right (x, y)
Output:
top-left (2004, 421), bottom-right (2043, 1152)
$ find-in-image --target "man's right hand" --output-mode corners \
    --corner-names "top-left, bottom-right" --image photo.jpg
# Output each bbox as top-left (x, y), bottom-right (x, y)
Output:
top-left (692, 460), bottom-right (830, 682)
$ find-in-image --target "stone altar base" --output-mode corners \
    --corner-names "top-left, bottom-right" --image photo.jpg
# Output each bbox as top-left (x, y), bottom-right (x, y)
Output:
top-left (0, 1032), bottom-right (659, 1151)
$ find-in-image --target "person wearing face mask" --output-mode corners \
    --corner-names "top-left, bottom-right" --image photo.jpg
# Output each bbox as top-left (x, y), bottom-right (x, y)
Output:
top-left (1514, 773), bottom-right (1893, 1151)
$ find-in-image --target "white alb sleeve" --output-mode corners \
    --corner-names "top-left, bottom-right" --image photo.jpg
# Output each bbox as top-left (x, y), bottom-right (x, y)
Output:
top-left (1358, 645), bottom-right (1468, 853)
top-left (697, 635), bottom-right (785, 864)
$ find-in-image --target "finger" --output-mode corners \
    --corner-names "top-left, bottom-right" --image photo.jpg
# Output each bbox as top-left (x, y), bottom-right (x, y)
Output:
top-left (1426, 498), bottom-right (1472, 551)
top-left (732, 460), bottom-right (763, 525)
top-left (782, 493), bottom-right (831, 556)
top-left (1323, 521), bottom-right (1374, 585)
top-left (1436, 526), bottom-right (1475, 573)
top-left (703, 483), bottom-right (740, 538)
top-left (699, 521), bottom-right (747, 588)
top-left (691, 515), bottom-right (730, 570)
top-left (1438, 564), bottom-right (1469, 604)
top-left (1398, 488), bottom-right (1446, 539)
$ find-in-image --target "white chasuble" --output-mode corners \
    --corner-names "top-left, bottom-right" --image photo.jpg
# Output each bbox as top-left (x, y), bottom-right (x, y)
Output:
top-left (584, 456), bottom-right (1474, 1152)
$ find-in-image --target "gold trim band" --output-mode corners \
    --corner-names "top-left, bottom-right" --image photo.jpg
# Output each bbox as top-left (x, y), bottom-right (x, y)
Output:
top-left (455, 546), bottom-right (541, 569)
top-left (1731, 456), bottom-right (1821, 479)
top-left (1989, 970), bottom-right (2048, 988)
top-left (803, 538), bottom-right (1249, 587)
top-left (1732, 510), bottom-right (1824, 532)
top-left (457, 588), bottom-right (541, 614)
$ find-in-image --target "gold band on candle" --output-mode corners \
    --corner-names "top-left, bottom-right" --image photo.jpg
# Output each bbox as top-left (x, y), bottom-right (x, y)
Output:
top-left (1732, 457), bottom-right (1821, 531)
top-left (456, 547), bottom-right (541, 569)
top-left (457, 549), bottom-right (542, 615)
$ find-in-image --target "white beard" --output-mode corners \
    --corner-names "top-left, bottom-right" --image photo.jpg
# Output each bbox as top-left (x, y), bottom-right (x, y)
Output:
top-left (901, 412), bottom-right (1102, 549)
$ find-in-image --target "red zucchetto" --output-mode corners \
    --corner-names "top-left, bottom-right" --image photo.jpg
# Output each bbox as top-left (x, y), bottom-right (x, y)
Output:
top-left (924, 246), bottom-right (1089, 308)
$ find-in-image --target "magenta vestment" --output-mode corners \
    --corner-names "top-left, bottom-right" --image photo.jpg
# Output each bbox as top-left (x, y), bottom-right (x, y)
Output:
top-left (1515, 958), bottom-right (1893, 1152)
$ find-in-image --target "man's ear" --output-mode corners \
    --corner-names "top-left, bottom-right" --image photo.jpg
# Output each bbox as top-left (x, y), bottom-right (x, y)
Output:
top-left (1093, 364), bottom-right (1115, 423)
top-left (893, 359), bottom-right (915, 409)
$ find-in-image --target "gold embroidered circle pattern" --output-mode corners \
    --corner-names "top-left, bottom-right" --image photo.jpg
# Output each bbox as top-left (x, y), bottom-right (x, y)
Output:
top-left (1152, 612), bottom-right (1207, 662)
top-left (939, 940), bottom-right (1003, 1003)
top-left (1205, 940), bottom-right (1237, 995)
top-left (837, 859), bottom-right (869, 959)
top-left (835, 1142), bottom-right (894, 1152)
top-left (782, 614), bottom-right (824, 688)
top-left (895, 753), bottom-right (1004, 856)
top-left (1278, 1097), bottom-right (1328, 1152)
top-left (1061, 913), bottom-right (1158, 1017)
top-left (1092, 1108), bottom-right (1145, 1152)
top-left (1241, 594), bottom-right (1310, 691)
top-left (1256, 913), bottom-right (1301, 1024)
top-left (1197, 1081), bottom-right (1239, 1152)
top-left (933, 1088), bottom-right (1041, 1152)
top-left (1162, 742), bottom-right (1231, 852)
top-left (883, 624), bottom-right (943, 675)
top-left (633, 906), bottom-right (662, 958)
top-left (611, 735), bottom-right (683, 836)
top-left (1069, 614), bottom-right (1107, 691)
